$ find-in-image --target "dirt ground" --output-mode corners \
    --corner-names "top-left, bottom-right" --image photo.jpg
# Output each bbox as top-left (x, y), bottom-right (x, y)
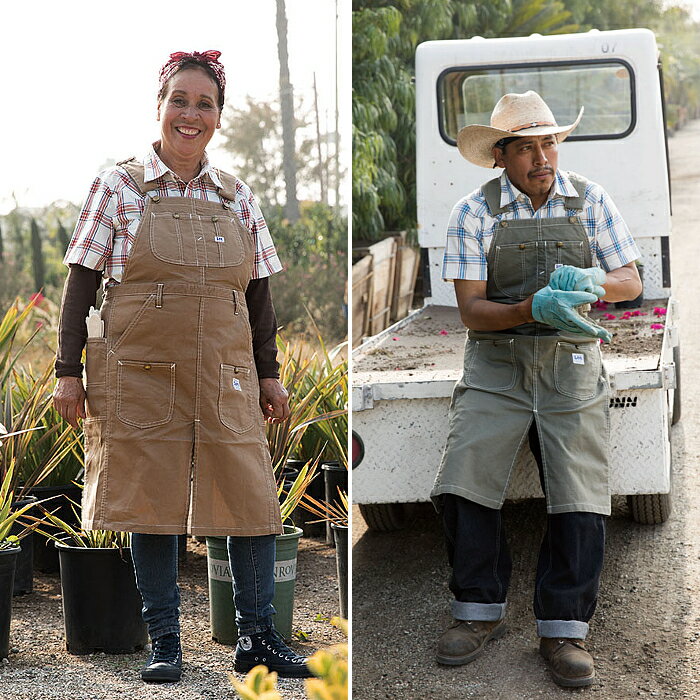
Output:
top-left (351, 119), bottom-right (700, 699)
top-left (1, 536), bottom-right (344, 700)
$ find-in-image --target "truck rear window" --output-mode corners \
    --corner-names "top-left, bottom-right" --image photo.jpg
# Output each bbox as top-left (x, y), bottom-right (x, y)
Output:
top-left (438, 60), bottom-right (634, 144)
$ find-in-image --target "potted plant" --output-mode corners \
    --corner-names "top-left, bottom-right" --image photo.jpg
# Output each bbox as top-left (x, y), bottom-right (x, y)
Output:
top-left (6, 361), bottom-right (84, 574)
top-left (300, 488), bottom-right (349, 619)
top-left (35, 505), bottom-right (148, 655)
top-left (0, 452), bottom-right (51, 660)
top-left (206, 457), bottom-right (321, 645)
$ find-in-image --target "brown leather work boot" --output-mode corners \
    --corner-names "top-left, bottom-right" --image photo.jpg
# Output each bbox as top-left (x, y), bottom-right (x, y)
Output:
top-left (436, 619), bottom-right (506, 666)
top-left (539, 638), bottom-right (595, 687)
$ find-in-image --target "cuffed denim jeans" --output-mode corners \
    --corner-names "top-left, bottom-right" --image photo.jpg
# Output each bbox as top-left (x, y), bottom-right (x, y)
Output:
top-left (131, 533), bottom-right (277, 640)
top-left (441, 425), bottom-right (606, 640)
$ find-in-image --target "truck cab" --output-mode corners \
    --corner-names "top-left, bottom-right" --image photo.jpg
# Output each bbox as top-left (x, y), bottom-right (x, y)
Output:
top-left (352, 29), bottom-right (679, 529)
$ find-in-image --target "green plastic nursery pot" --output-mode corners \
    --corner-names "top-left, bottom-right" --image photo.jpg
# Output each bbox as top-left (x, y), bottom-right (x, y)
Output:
top-left (0, 545), bottom-right (20, 660)
top-left (56, 543), bottom-right (148, 654)
top-left (206, 525), bottom-right (302, 644)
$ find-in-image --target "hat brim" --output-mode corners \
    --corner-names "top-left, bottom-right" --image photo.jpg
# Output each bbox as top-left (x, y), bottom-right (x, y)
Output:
top-left (457, 106), bottom-right (584, 168)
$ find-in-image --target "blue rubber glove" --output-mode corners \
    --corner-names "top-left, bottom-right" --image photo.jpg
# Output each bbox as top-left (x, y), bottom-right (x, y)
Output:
top-left (532, 286), bottom-right (613, 342)
top-left (549, 265), bottom-right (607, 299)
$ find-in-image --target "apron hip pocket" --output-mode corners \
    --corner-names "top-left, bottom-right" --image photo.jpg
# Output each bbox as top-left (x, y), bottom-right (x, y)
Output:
top-left (85, 338), bottom-right (107, 418)
top-left (116, 360), bottom-right (176, 428)
top-left (553, 341), bottom-right (601, 400)
top-left (218, 364), bottom-right (256, 433)
top-left (465, 338), bottom-right (517, 391)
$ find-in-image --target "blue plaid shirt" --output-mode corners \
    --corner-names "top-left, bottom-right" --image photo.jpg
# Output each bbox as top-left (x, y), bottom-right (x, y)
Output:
top-left (442, 170), bottom-right (640, 281)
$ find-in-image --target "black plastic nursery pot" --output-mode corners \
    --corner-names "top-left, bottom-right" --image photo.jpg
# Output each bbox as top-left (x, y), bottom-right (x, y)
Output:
top-left (322, 462), bottom-right (348, 546)
top-left (10, 496), bottom-right (36, 595)
top-left (331, 523), bottom-right (348, 619)
top-left (56, 543), bottom-right (148, 654)
top-left (29, 484), bottom-right (82, 574)
top-left (0, 545), bottom-right (20, 660)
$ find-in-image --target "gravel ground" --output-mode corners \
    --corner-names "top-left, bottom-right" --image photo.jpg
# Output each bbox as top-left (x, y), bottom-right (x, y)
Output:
top-left (351, 120), bottom-right (700, 699)
top-left (1, 535), bottom-right (344, 700)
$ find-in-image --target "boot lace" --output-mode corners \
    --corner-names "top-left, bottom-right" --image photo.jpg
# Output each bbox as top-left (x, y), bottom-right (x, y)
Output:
top-left (151, 633), bottom-right (180, 664)
top-left (261, 629), bottom-right (306, 665)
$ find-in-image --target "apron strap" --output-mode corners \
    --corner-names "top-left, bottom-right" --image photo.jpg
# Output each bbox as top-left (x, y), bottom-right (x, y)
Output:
top-left (116, 158), bottom-right (162, 195)
top-left (214, 168), bottom-right (240, 203)
top-left (563, 172), bottom-right (589, 211)
top-left (482, 177), bottom-right (507, 217)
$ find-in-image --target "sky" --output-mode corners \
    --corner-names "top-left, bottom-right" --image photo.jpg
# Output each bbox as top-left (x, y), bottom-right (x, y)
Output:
top-left (0, 0), bottom-right (350, 214)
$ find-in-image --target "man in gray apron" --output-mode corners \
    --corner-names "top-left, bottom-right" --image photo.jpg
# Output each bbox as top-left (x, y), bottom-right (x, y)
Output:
top-left (431, 91), bottom-right (642, 688)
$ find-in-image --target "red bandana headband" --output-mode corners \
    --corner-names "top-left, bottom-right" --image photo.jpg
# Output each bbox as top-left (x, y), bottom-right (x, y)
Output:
top-left (159, 50), bottom-right (227, 95)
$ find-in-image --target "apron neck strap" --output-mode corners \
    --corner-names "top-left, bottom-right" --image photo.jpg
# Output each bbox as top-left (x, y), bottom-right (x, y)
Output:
top-left (214, 168), bottom-right (240, 203)
top-left (117, 158), bottom-right (161, 195)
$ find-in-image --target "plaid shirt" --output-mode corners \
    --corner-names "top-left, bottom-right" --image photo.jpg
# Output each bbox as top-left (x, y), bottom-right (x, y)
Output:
top-left (64, 144), bottom-right (283, 284)
top-left (442, 170), bottom-right (640, 281)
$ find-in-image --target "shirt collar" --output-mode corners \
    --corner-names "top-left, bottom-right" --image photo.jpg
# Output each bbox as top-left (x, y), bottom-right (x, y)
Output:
top-left (499, 169), bottom-right (577, 208)
top-left (143, 142), bottom-right (223, 188)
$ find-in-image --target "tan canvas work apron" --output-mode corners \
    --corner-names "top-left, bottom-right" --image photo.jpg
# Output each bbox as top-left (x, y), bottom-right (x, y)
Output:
top-left (82, 161), bottom-right (283, 536)
top-left (432, 174), bottom-right (611, 516)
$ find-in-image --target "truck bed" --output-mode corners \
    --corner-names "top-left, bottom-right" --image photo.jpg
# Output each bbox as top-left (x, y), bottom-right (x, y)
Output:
top-left (354, 299), bottom-right (667, 378)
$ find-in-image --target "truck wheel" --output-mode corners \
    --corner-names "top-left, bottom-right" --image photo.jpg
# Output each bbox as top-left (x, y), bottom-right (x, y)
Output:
top-left (627, 493), bottom-right (672, 524)
top-left (358, 503), bottom-right (409, 532)
top-left (672, 344), bottom-right (681, 425)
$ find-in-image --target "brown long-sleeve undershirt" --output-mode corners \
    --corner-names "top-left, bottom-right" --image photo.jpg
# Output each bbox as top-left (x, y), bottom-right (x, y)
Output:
top-left (54, 264), bottom-right (280, 380)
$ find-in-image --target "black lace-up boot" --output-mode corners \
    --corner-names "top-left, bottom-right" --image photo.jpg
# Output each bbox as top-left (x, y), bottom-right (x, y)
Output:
top-left (141, 632), bottom-right (182, 683)
top-left (233, 627), bottom-right (314, 678)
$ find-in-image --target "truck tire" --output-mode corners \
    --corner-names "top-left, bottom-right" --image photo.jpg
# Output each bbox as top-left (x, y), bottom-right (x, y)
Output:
top-left (672, 343), bottom-right (681, 425)
top-left (627, 493), bottom-right (672, 524)
top-left (358, 503), bottom-right (409, 532)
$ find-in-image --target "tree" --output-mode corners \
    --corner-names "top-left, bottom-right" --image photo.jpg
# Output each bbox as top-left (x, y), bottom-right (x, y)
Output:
top-left (220, 97), bottom-right (338, 211)
top-left (276, 0), bottom-right (299, 222)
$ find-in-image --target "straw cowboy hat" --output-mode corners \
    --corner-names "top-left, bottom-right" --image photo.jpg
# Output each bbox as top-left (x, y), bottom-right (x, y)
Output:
top-left (457, 90), bottom-right (584, 168)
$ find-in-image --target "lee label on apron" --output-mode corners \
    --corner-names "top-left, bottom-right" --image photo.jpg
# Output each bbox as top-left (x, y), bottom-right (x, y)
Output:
top-left (232, 378), bottom-right (242, 391)
top-left (572, 353), bottom-right (585, 365)
top-left (215, 236), bottom-right (225, 242)
top-left (554, 263), bottom-right (564, 269)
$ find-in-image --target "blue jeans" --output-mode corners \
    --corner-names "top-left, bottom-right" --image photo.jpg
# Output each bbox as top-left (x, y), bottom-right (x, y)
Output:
top-left (441, 425), bottom-right (606, 640)
top-left (131, 533), bottom-right (277, 640)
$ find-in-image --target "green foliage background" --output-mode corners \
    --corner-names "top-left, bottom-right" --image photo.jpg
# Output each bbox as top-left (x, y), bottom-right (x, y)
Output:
top-left (352, 0), bottom-right (700, 241)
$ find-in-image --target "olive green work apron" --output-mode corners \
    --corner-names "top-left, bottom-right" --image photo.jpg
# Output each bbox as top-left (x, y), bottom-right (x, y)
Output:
top-left (431, 174), bottom-right (611, 516)
top-left (82, 161), bottom-right (283, 536)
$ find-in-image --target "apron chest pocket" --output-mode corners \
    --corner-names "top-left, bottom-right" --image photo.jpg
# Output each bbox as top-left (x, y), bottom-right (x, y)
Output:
top-left (553, 342), bottom-right (601, 400)
top-left (218, 364), bottom-right (256, 434)
top-left (117, 360), bottom-right (176, 428)
top-left (465, 339), bottom-right (517, 391)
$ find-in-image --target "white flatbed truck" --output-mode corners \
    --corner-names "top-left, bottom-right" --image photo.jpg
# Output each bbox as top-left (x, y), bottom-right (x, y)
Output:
top-left (352, 29), bottom-right (680, 529)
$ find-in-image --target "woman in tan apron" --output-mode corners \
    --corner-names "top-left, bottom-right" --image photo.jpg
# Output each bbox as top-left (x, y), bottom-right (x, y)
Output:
top-left (432, 92), bottom-right (642, 688)
top-left (53, 51), bottom-right (313, 682)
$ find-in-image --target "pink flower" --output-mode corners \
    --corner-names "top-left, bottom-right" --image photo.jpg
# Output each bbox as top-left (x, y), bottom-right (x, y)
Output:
top-left (29, 292), bottom-right (45, 305)
top-left (621, 311), bottom-right (632, 320)
top-left (650, 323), bottom-right (664, 330)
top-left (630, 310), bottom-right (642, 317)
top-left (603, 313), bottom-right (617, 320)
top-left (439, 329), bottom-right (448, 336)
top-left (392, 336), bottom-right (399, 341)
top-left (653, 307), bottom-right (667, 316)
top-left (593, 300), bottom-right (608, 309)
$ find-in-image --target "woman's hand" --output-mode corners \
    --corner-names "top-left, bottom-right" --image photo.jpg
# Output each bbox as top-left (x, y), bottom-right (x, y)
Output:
top-left (53, 376), bottom-right (87, 429)
top-left (259, 378), bottom-right (290, 424)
